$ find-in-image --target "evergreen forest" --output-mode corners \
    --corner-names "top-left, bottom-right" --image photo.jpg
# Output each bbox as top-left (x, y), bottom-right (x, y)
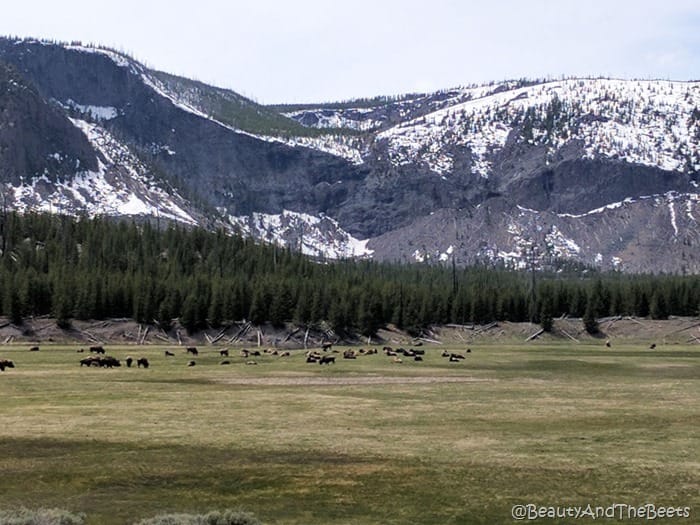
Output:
top-left (0, 212), bottom-right (698, 336)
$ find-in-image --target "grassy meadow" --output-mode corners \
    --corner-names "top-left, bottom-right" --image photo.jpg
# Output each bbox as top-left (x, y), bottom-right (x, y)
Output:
top-left (0, 340), bottom-right (698, 524)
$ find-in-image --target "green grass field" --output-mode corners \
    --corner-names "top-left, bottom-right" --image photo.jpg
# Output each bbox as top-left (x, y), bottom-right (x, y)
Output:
top-left (0, 341), bottom-right (698, 524)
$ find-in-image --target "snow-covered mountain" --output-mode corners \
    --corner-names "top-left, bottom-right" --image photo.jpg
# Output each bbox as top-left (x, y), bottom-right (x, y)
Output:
top-left (1, 37), bottom-right (699, 272)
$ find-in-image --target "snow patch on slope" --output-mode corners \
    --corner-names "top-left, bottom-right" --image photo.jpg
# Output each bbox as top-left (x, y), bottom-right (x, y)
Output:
top-left (65, 99), bottom-right (119, 121)
top-left (11, 119), bottom-right (197, 225)
top-left (228, 210), bottom-right (373, 259)
top-left (378, 78), bottom-right (700, 177)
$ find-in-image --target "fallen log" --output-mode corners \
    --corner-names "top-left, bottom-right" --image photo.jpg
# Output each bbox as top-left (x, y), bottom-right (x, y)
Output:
top-left (560, 329), bottom-right (580, 343)
top-left (526, 329), bottom-right (545, 341)
top-left (283, 327), bottom-right (301, 343)
top-left (418, 337), bottom-right (442, 345)
top-left (139, 326), bottom-right (150, 345)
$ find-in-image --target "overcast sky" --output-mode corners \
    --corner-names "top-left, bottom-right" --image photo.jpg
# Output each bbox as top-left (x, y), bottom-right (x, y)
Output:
top-left (2, 0), bottom-right (699, 104)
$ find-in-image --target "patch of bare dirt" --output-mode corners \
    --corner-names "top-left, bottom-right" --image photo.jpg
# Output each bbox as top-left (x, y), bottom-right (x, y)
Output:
top-left (1, 316), bottom-right (698, 347)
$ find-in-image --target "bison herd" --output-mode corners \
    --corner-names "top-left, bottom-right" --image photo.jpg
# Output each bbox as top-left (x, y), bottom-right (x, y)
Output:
top-left (0, 343), bottom-right (482, 374)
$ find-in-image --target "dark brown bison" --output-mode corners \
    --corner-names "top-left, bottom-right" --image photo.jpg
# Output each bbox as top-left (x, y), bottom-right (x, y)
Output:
top-left (319, 355), bottom-right (335, 365)
top-left (186, 347), bottom-right (198, 356)
top-left (80, 356), bottom-right (100, 367)
top-left (164, 350), bottom-right (175, 356)
top-left (137, 358), bottom-right (149, 369)
top-left (220, 349), bottom-right (229, 357)
top-left (220, 360), bottom-right (231, 365)
top-left (125, 356), bottom-right (134, 367)
top-left (414, 355), bottom-right (423, 361)
top-left (0, 359), bottom-right (15, 371)
top-left (187, 360), bottom-right (196, 367)
top-left (649, 343), bottom-right (656, 350)
top-left (100, 356), bottom-right (121, 368)
top-left (343, 350), bottom-right (357, 359)
top-left (321, 342), bottom-right (333, 351)
top-left (29, 346), bottom-right (39, 352)
top-left (90, 346), bottom-right (105, 354)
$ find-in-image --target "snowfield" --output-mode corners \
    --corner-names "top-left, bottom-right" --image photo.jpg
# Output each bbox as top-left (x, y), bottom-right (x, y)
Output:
top-left (377, 78), bottom-right (700, 177)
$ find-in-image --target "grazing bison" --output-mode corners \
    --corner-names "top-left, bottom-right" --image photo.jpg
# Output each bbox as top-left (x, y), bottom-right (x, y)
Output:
top-left (321, 342), bottom-right (333, 351)
top-left (29, 346), bottom-right (39, 352)
top-left (90, 346), bottom-right (105, 354)
top-left (81, 356), bottom-right (119, 368)
top-left (187, 360), bottom-right (196, 367)
top-left (240, 349), bottom-right (250, 358)
top-left (186, 347), bottom-right (198, 356)
top-left (280, 351), bottom-right (290, 357)
top-left (319, 355), bottom-right (335, 365)
top-left (164, 350), bottom-right (175, 356)
top-left (100, 356), bottom-right (121, 368)
top-left (80, 356), bottom-right (99, 367)
top-left (250, 350), bottom-right (261, 357)
top-left (649, 343), bottom-right (656, 350)
top-left (220, 360), bottom-right (231, 365)
top-left (125, 356), bottom-right (134, 368)
top-left (414, 355), bottom-right (423, 362)
top-left (306, 356), bottom-right (319, 363)
top-left (137, 358), bottom-right (150, 369)
top-left (450, 353), bottom-right (465, 360)
top-left (220, 349), bottom-right (229, 357)
top-left (343, 350), bottom-right (357, 359)
top-left (0, 359), bottom-right (15, 371)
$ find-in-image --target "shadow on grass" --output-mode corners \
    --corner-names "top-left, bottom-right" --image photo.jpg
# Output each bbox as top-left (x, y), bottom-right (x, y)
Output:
top-left (1, 436), bottom-right (698, 525)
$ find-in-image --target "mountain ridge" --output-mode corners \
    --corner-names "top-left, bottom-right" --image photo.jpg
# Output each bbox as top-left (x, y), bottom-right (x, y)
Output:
top-left (1, 36), bottom-right (698, 273)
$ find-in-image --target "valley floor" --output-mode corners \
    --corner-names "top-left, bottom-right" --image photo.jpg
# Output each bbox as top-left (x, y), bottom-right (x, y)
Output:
top-left (0, 340), bottom-right (697, 524)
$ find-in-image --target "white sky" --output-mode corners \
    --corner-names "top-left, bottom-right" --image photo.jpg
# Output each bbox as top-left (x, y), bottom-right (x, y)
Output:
top-left (2, 0), bottom-right (699, 104)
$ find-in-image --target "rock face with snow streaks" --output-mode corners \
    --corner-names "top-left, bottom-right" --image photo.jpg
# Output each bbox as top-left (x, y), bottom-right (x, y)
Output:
top-left (1, 38), bottom-right (699, 272)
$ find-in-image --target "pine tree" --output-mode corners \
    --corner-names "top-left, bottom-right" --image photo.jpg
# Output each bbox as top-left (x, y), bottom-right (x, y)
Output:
top-left (583, 294), bottom-right (599, 335)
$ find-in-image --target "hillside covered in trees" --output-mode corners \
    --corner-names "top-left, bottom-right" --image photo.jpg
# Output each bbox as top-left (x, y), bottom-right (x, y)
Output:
top-left (0, 212), bottom-right (698, 337)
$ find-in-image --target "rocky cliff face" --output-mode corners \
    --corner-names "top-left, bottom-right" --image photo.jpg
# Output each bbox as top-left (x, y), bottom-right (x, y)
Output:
top-left (1, 38), bottom-right (698, 272)
top-left (0, 60), bottom-right (98, 185)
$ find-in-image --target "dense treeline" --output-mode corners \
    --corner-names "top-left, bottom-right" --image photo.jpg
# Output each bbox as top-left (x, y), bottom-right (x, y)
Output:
top-left (0, 212), bottom-right (699, 335)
